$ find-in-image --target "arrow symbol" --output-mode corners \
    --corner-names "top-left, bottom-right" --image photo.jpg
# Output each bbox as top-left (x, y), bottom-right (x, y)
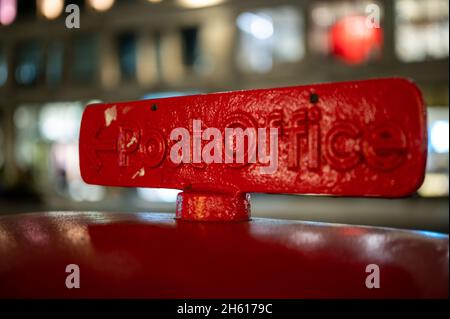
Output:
top-left (91, 126), bottom-right (117, 172)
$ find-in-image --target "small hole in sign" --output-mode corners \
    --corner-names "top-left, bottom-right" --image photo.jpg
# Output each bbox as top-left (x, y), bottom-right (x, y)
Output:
top-left (151, 104), bottom-right (158, 111)
top-left (310, 93), bottom-right (319, 104)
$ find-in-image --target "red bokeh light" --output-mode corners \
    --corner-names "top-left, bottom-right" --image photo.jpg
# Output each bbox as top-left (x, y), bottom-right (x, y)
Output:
top-left (330, 15), bottom-right (383, 65)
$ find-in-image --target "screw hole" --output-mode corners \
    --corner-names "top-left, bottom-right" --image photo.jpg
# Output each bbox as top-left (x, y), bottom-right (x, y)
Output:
top-left (151, 104), bottom-right (158, 111)
top-left (310, 93), bottom-right (319, 104)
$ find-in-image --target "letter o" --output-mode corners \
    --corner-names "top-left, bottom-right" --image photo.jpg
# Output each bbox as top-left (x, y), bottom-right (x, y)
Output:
top-left (140, 128), bottom-right (166, 168)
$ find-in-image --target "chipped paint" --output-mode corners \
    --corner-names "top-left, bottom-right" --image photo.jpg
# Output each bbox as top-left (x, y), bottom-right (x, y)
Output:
top-left (104, 105), bottom-right (117, 127)
top-left (127, 136), bottom-right (138, 148)
top-left (132, 167), bottom-right (145, 179)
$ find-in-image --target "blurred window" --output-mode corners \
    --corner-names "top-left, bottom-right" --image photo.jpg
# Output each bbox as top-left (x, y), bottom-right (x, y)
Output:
top-left (46, 41), bottom-right (64, 88)
top-left (309, 1), bottom-right (383, 65)
top-left (117, 32), bottom-right (137, 80)
top-left (38, 102), bottom-right (83, 143)
top-left (0, 49), bottom-right (7, 87)
top-left (395, 0), bottom-right (449, 62)
top-left (14, 41), bottom-right (43, 86)
top-left (72, 34), bottom-right (97, 83)
top-left (38, 102), bottom-right (104, 201)
top-left (14, 102), bottom-right (105, 201)
top-left (137, 188), bottom-right (180, 203)
top-left (418, 106), bottom-right (449, 197)
top-left (426, 107), bottom-right (449, 166)
top-left (0, 119), bottom-right (3, 168)
top-left (142, 90), bottom-right (201, 100)
top-left (13, 105), bottom-right (39, 169)
top-left (181, 26), bottom-right (201, 68)
top-left (236, 6), bottom-right (305, 73)
top-left (154, 31), bottom-right (163, 80)
top-left (16, 0), bottom-right (34, 22)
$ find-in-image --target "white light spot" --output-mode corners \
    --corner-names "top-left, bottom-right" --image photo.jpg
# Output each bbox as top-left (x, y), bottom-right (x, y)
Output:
top-left (237, 12), bottom-right (274, 40)
top-left (430, 120), bottom-right (449, 153)
top-left (137, 188), bottom-right (180, 203)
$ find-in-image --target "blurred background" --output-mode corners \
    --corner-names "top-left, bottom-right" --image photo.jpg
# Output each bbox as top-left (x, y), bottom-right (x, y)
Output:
top-left (0, 0), bottom-right (448, 232)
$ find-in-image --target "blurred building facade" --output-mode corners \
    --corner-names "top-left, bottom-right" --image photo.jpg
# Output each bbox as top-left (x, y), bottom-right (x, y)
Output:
top-left (0, 0), bottom-right (448, 230)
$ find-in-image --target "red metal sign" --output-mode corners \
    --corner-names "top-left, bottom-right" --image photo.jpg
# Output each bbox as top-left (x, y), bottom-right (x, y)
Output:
top-left (79, 78), bottom-right (427, 220)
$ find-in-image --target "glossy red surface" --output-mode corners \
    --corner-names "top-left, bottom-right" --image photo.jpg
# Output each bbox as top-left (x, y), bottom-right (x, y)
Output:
top-left (0, 212), bottom-right (447, 298)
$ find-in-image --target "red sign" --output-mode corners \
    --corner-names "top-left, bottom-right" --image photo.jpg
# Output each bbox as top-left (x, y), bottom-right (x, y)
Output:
top-left (79, 78), bottom-right (426, 219)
